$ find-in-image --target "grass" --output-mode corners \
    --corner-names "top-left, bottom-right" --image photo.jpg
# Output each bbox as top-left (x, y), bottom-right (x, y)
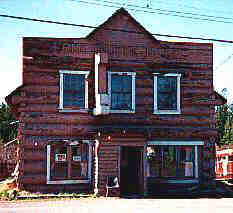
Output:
top-left (0, 191), bottom-right (94, 202)
top-left (18, 192), bottom-right (92, 198)
top-left (0, 177), bottom-right (96, 201)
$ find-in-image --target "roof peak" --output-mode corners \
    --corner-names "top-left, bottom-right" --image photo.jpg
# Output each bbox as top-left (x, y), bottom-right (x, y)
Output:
top-left (86, 7), bottom-right (158, 43)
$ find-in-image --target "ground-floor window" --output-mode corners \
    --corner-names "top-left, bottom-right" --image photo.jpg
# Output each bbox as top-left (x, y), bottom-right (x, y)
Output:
top-left (147, 141), bottom-right (203, 179)
top-left (47, 140), bottom-right (92, 184)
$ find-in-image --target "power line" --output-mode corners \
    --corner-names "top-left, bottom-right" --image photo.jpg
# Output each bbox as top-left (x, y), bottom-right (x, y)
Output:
top-left (75, 0), bottom-right (233, 24)
top-left (140, 0), bottom-right (233, 16)
top-left (1, 14), bottom-right (233, 44)
top-left (86, 0), bottom-right (233, 21)
top-left (215, 52), bottom-right (233, 71)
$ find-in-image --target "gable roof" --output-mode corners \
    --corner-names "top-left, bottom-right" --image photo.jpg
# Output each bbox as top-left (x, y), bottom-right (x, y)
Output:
top-left (86, 7), bottom-right (159, 44)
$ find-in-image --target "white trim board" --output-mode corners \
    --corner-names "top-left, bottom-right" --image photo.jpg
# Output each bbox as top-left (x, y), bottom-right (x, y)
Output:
top-left (158, 179), bottom-right (199, 184)
top-left (147, 141), bottom-right (204, 145)
top-left (195, 145), bottom-right (198, 179)
top-left (47, 180), bottom-right (90, 184)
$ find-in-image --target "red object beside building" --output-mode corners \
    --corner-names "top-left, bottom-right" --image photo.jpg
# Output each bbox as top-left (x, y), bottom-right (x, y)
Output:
top-left (216, 146), bottom-right (233, 180)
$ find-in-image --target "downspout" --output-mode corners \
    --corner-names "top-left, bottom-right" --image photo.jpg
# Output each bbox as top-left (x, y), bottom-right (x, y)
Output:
top-left (94, 139), bottom-right (99, 196)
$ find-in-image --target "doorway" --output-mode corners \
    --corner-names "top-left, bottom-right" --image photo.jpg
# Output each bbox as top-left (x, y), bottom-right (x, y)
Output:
top-left (120, 146), bottom-right (143, 196)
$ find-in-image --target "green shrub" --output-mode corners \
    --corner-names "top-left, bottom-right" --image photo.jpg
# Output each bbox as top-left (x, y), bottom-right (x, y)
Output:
top-left (0, 189), bottom-right (18, 200)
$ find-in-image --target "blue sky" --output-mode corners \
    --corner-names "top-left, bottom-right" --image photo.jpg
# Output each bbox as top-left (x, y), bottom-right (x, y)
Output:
top-left (0, 0), bottom-right (233, 103)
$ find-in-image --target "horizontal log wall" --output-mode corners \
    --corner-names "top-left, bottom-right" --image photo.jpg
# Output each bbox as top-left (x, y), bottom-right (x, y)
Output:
top-left (17, 141), bottom-right (46, 189)
top-left (23, 183), bottom-right (91, 193)
top-left (98, 143), bottom-right (119, 196)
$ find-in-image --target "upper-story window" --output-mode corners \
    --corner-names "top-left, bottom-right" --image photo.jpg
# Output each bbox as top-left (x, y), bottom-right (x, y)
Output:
top-left (59, 70), bottom-right (90, 112)
top-left (153, 73), bottom-right (181, 114)
top-left (108, 72), bottom-right (136, 113)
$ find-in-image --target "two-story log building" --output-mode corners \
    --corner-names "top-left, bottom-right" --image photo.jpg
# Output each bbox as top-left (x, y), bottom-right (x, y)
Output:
top-left (6, 8), bottom-right (226, 196)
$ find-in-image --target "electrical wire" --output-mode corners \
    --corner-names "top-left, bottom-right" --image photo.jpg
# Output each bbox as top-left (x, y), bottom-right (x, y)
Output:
top-left (75, 0), bottom-right (233, 24)
top-left (138, 0), bottom-right (233, 16)
top-left (215, 52), bottom-right (233, 71)
top-left (83, 0), bottom-right (233, 21)
top-left (0, 14), bottom-right (233, 44)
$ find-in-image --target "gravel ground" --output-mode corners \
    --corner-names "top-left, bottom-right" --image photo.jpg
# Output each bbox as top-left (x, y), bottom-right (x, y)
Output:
top-left (1, 197), bottom-right (233, 213)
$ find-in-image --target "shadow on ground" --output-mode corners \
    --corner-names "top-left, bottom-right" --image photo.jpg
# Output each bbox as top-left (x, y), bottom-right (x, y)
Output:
top-left (120, 180), bottom-right (233, 199)
top-left (214, 180), bottom-right (233, 198)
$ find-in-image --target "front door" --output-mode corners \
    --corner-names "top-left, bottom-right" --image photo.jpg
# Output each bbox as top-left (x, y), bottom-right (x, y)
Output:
top-left (120, 146), bottom-right (143, 196)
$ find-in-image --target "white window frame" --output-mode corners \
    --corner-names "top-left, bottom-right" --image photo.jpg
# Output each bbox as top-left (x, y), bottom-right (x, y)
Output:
top-left (147, 140), bottom-right (204, 179)
top-left (59, 70), bottom-right (90, 112)
top-left (108, 72), bottom-right (136, 113)
top-left (47, 140), bottom-right (92, 184)
top-left (153, 73), bottom-right (181, 114)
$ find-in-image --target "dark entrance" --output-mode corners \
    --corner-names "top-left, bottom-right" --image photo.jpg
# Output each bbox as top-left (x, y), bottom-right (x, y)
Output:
top-left (120, 146), bottom-right (143, 196)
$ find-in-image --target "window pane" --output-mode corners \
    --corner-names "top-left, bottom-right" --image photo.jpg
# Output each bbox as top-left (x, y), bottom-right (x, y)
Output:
top-left (70, 144), bottom-right (88, 179)
top-left (51, 146), bottom-right (68, 179)
top-left (157, 76), bottom-right (177, 110)
top-left (122, 76), bottom-right (132, 92)
top-left (147, 146), bottom-right (161, 177)
top-left (111, 94), bottom-right (132, 110)
top-left (161, 146), bottom-right (177, 177)
top-left (111, 75), bottom-right (132, 110)
top-left (177, 146), bottom-right (195, 177)
top-left (111, 75), bottom-right (122, 92)
top-left (63, 74), bottom-right (85, 108)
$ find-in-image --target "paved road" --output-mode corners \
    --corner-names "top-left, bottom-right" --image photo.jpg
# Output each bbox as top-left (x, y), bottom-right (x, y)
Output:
top-left (1, 197), bottom-right (233, 213)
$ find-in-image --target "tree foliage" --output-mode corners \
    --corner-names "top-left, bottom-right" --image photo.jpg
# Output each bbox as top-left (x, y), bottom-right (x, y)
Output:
top-left (0, 103), bottom-right (18, 144)
top-left (215, 104), bottom-right (233, 146)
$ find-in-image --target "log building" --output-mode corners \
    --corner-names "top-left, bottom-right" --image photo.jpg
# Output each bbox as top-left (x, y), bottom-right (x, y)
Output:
top-left (6, 8), bottom-right (226, 196)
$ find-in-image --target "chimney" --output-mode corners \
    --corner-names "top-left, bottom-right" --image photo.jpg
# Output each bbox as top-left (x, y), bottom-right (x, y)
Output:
top-left (94, 53), bottom-right (110, 115)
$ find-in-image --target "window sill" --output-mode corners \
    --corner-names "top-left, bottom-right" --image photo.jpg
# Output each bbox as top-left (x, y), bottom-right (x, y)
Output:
top-left (47, 179), bottom-right (90, 184)
top-left (109, 109), bottom-right (135, 114)
top-left (59, 108), bottom-right (89, 113)
top-left (153, 110), bottom-right (181, 115)
top-left (146, 178), bottom-right (199, 184)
